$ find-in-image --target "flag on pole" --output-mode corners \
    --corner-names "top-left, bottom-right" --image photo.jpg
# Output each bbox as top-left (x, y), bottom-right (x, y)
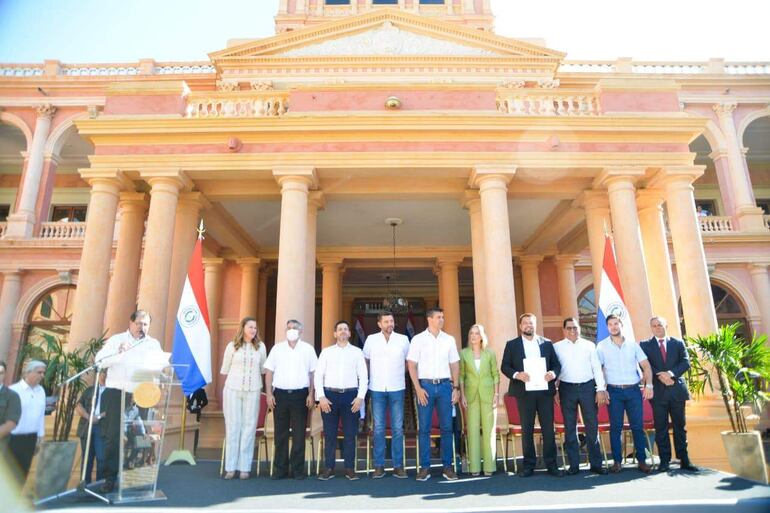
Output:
top-left (595, 235), bottom-right (635, 343)
top-left (355, 315), bottom-right (367, 346)
top-left (171, 225), bottom-right (212, 395)
top-left (405, 311), bottom-right (416, 340)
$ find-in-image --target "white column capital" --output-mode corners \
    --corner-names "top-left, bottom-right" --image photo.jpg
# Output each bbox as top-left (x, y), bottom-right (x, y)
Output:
top-left (318, 256), bottom-right (344, 268)
top-left (0, 269), bottom-right (24, 278)
top-left (469, 164), bottom-right (516, 189)
top-left (203, 257), bottom-right (225, 269)
top-left (573, 190), bottom-right (609, 211)
top-left (593, 166), bottom-right (645, 190)
top-left (712, 101), bottom-right (737, 118)
top-left (35, 103), bottom-right (57, 120)
top-left (748, 262), bottom-right (769, 275)
top-left (554, 254), bottom-right (579, 268)
top-left (273, 166), bottom-right (318, 190)
top-left (461, 190), bottom-right (482, 212)
top-left (436, 256), bottom-right (464, 268)
top-left (237, 257), bottom-right (262, 269)
top-left (517, 254), bottom-right (544, 267)
top-left (140, 169), bottom-right (192, 193)
top-left (648, 166), bottom-right (706, 189)
top-left (177, 191), bottom-right (211, 212)
top-left (636, 189), bottom-right (666, 211)
top-left (79, 169), bottom-right (134, 192)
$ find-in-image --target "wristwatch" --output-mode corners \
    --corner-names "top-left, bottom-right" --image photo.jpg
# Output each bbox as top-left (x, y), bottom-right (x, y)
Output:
top-left (644, 384), bottom-right (654, 389)
top-left (452, 384), bottom-right (460, 390)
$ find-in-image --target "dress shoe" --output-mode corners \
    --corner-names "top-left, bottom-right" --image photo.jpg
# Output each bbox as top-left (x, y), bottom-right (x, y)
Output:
top-left (484, 471), bottom-right (494, 477)
top-left (637, 463), bottom-right (652, 474)
top-left (100, 480), bottom-right (115, 494)
top-left (393, 467), bottom-right (408, 479)
top-left (239, 472), bottom-right (250, 480)
top-left (223, 471), bottom-right (236, 480)
top-left (470, 472), bottom-right (480, 477)
top-left (547, 467), bottom-right (565, 477)
top-left (345, 469), bottom-right (359, 481)
top-left (372, 467), bottom-right (386, 479)
top-left (518, 468), bottom-right (534, 478)
top-left (443, 467), bottom-right (459, 480)
top-left (590, 466), bottom-right (609, 475)
top-left (416, 468), bottom-right (431, 481)
top-left (609, 462), bottom-right (622, 473)
top-left (318, 468), bottom-right (334, 481)
top-left (567, 466), bottom-right (580, 475)
top-left (270, 473), bottom-right (286, 480)
top-left (657, 462), bottom-right (671, 473)
top-left (294, 473), bottom-right (306, 480)
top-left (680, 462), bottom-right (700, 473)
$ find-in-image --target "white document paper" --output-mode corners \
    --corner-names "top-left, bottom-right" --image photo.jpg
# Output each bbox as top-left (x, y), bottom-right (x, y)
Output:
top-left (523, 357), bottom-right (548, 392)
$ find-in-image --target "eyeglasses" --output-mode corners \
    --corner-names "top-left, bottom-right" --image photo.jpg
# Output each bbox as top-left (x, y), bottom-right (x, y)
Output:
top-left (565, 327), bottom-right (579, 331)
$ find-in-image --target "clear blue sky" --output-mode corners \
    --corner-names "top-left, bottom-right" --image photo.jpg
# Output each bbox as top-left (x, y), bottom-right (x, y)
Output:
top-left (0, 0), bottom-right (768, 63)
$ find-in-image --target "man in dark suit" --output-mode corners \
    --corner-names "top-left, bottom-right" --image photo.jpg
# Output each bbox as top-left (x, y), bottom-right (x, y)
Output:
top-left (640, 316), bottom-right (699, 473)
top-left (501, 313), bottom-right (563, 477)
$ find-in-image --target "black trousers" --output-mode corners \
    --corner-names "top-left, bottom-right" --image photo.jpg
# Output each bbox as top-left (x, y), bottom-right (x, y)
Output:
top-left (651, 398), bottom-right (689, 464)
top-left (559, 381), bottom-right (603, 469)
top-left (100, 387), bottom-right (124, 483)
top-left (273, 388), bottom-right (309, 477)
top-left (516, 392), bottom-right (557, 470)
top-left (8, 433), bottom-right (37, 483)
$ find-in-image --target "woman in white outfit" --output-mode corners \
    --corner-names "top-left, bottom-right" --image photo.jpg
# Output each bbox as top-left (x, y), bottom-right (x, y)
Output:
top-left (221, 316), bottom-right (266, 479)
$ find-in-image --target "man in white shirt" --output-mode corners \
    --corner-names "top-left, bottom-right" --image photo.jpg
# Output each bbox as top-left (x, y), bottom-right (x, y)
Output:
top-left (362, 311), bottom-right (410, 479)
top-left (264, 319), bottom-right (318, 480)
top-left (553, 317), bottom-right (608, 475)
top-left (94, 309), bottom-right (163, 492)
top-left (9, 360), bottom-right (46, 484)
top-left (315, 321), bottom-right (368, 481)
top-left (407, 307), bottom-right (460, 481)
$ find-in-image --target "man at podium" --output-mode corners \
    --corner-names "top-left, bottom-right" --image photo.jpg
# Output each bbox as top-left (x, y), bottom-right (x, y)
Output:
top-left (93, 310), bottom-right (164, 493)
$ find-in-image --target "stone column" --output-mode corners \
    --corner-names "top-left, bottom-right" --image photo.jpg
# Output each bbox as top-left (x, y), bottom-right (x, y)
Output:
top-left (463, 191), bottom-right (487, 327)
top-left (304, 193), bottom-right (323, 347)
top-left (713, 102), bottom-right (766, 232)
top-left (575, 191), bottom-right (611, 298)
top-left (651, 167), bottom-right (718, 336)
top-left (0, 270), bottom-right (23, 363)
top-left (104, 192), bottom-right (147, 336)
top-left (164, 192), bottom-right (207, 347)
top-left (69, 171), bottom-right (128, 347)
top-left (5, 105), bottom-right (56, 238)
top-left (257, 266), bottom-right (270, 340)
top-left (471, 165), bottom-right (518, 358)
top-left (437, 257), bottom-right (463, 347)
top-left (32, 154), bottom-right (60, 235)
top-left (203, 258), bottom-right (224, 406)
top-left (749, 264), bottom-right (770, 335)
top-left (555, 255), bottom-right (580, 320)
top-left (518, 255), bottom-right (544, 326)
top-left (636, 190), bottom-right (681, 337)
top-left (320, 258), bottom-right (343, 348)
top-left (597, 169), bottom-right (653, 337)
top-left (137, 171), bottom-right (189, 343)
top-left (273, 167), bottom-right (316, 338)
top-left (238, 258), bottom-right (261, 320)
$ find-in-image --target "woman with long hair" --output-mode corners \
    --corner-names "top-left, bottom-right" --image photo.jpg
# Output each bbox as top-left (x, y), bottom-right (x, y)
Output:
top-left (459, 324), bottom-right (500, 476)
top-left (220, 316), bottom-right (266, 479)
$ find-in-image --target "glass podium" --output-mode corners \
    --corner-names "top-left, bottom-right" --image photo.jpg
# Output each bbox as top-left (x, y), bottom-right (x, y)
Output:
top-left (109, 364), bottom-right (186, 504)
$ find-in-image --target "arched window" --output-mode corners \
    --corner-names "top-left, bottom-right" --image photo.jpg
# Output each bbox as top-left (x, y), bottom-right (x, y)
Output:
top-left (577, 286), bottom-right (598, 341)
top-left (679, 282), bottom-right (750, 339)
top-left (23, 285), bottom-right (76, 351)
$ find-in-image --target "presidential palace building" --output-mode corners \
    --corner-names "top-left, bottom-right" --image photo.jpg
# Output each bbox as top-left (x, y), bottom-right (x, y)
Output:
top-left (0, 0), bottom-right (769, 472)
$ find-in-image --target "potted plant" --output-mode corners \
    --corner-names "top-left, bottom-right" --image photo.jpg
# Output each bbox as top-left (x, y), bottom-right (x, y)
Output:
top-left (17, 333), bottom-right (105, 498)
top-left (686, 322), bottom-right (770, 484)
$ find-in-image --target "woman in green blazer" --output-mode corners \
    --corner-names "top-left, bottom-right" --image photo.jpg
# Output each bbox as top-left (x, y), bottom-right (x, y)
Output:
top-left (459, 324), bottom-right (500, 476)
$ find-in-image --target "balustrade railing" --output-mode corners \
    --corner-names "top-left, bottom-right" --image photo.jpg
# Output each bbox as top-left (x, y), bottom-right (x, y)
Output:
top-left (39, 222), bottom-right (86, 240)
top-left (497, 92), bottom-right (599, 116)
top-left (698, 216), bottom-right (734, 233)
top-left (186, 91), bottom-right (289, 118)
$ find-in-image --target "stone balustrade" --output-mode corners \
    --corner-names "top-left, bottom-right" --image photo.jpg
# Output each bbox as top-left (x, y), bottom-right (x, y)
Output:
top-left (698, 215), bottom-right (734, 233)
top-left (61, 65), bottom-right (140, 76)
top-left (39, 222), bottom-right (86, 240)
top-left (0, 65), bottom-right (44, 77)
top-left (186, 91), bottom-right (289, 118)
top-left (559, 59), bottom-right (770, 75)
top-left (497, 92), bottom-right (599, 116)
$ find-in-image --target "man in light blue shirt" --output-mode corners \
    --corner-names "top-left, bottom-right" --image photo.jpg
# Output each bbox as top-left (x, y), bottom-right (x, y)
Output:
top-left (596, 314), bottom-right (654, 474)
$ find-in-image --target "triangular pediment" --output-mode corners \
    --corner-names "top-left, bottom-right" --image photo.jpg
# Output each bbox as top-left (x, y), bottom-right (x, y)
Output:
top-left (210, 9), bottom-right (565, 66)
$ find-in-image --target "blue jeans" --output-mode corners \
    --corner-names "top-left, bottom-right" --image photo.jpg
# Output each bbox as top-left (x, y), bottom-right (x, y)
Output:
top-left (371, 390), bottom-right (405, 468)
top-left (608, 386), bottom-right (647, 464)
top-left (320, 389), bottom-right (359, 470)
top-left (417, 380), bottom-right (453, 469)
top-left (80, 424), bottom-right (105, 484)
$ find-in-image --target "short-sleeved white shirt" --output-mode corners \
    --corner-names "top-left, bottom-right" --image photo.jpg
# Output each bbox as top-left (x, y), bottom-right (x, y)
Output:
top-left (362, 331), bottom-right (410, 392)
top-left (264, 340), bottom-right (318, 390)
top-left (407, 329), bottom-right (460, 380)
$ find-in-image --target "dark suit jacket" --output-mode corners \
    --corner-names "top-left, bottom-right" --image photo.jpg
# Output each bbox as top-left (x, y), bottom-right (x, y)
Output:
top-left (640, 336), bottom-right (691, 402)
top-left (501, 336), bottom-right (561, 398)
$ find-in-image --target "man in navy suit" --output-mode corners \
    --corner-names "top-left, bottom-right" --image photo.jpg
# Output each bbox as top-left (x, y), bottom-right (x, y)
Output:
top-left (640, 316), bottom-right (699, 473)
top-left (501, 313), bottom-right (563, 477)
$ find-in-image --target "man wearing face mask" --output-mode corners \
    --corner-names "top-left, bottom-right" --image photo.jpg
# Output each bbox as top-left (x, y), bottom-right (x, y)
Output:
top-left (93, 310), bottom-right (163, 493)
top-left (264, 320), bottom-right (318, 480)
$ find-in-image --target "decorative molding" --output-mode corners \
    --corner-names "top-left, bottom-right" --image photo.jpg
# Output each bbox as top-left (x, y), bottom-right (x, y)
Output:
top-left (249, 80), bottom-right (274, 91)
top-left (277, 22), bottom-right (502, 58)
top-left (35, 103), bottom-right (56, 120)
top-left (216, 80), bottom-right (240, 92)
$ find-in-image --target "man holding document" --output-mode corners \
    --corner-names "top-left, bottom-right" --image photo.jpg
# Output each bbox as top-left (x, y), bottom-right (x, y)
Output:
top-left (501, 313), bottom-right (563, 477)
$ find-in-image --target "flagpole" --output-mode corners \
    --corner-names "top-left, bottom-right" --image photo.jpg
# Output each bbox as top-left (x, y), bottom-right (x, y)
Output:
top-left (165, 221), bottom-right (207, 467)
